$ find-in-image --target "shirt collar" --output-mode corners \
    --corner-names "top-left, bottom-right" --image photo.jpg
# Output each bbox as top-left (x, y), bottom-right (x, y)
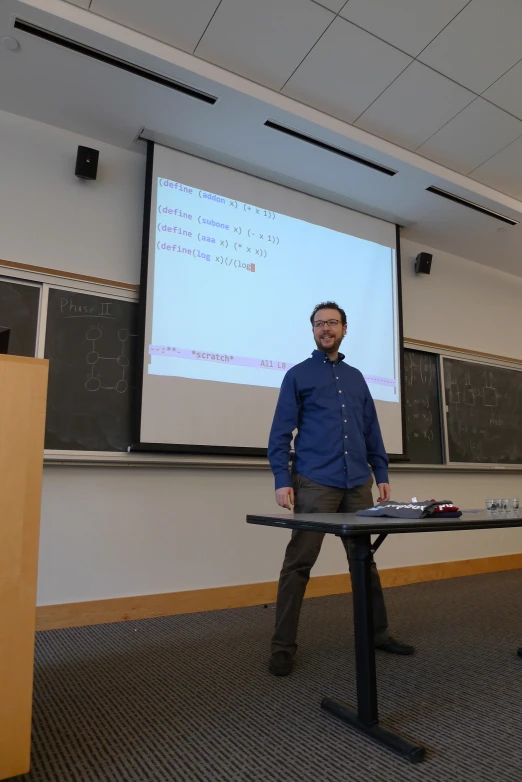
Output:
top-left (312, 349), bottom-right (345, 364)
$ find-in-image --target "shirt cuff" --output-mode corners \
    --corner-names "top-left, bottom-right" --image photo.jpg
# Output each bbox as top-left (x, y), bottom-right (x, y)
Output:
top-left (274, 470), bottom-right (292, 490)
top-left (373, 468), bottom-right (389, 485)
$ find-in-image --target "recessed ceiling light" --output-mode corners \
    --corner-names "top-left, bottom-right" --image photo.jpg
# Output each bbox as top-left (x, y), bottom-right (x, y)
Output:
top-left (2, 36), bottom-right (20, 51)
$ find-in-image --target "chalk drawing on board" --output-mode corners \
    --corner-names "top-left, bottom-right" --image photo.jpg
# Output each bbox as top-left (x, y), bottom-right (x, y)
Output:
top-left (84, 325), bottom-right (137, 393)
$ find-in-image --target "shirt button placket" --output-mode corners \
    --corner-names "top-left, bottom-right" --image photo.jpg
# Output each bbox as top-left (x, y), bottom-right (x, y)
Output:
top-left (336, 366), bottom-right (350, 483)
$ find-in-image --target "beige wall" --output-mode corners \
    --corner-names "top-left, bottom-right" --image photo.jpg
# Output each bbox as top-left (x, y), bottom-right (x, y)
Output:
top-left (401, 238), bottom-right (522, 360)
top-left (38, 466), bottom-right (522, 605)
top-left (0, 109), bottom-right (144, 285)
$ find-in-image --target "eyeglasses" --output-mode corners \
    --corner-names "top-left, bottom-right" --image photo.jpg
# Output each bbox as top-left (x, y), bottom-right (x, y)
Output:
top-left (313, 319), bottom-right (341, 328)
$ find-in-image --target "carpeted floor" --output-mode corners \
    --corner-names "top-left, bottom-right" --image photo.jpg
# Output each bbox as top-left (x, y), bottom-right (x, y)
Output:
top-left (9, 570), bottom-right (522, 782)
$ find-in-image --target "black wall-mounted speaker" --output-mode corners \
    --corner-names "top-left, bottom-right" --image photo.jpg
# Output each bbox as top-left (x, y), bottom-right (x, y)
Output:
top-left (415, 252), bottom-right (432, 275)
top-left (75, 146), bottom-right (99, 180)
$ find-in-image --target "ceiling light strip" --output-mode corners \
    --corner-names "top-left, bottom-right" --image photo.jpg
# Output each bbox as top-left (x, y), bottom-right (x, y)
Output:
top-left (426, 186), bottom-right (518, 226)
top-left (264, 120), bottom-right (397, 177)
top-left (13, 19), bottom-right (218, 105)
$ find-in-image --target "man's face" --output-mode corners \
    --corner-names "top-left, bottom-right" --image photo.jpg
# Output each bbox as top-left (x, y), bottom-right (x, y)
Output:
top-left (312, 308), bottom-right (347, 354)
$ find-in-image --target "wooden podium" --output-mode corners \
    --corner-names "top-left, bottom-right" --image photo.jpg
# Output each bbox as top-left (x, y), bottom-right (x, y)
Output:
top-left (0, 355), bottom-right (48, 779)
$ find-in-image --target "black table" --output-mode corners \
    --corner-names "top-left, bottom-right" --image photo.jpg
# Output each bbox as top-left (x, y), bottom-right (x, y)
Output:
top-left (247, 511), bottom-right (522, 763)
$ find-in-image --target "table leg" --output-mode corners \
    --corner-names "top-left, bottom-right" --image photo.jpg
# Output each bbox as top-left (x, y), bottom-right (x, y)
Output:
top-left (321, 534), bottom-right (426, 763)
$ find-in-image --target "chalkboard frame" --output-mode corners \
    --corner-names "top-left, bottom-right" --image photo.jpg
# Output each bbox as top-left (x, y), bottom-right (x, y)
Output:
top-left (406, 339), bottom-right (522, 467)
top-left (0, 263), bottom-right (139, 456)
top-left (3, 262), bottom-right (522, 468)
top-left (43, 286), bottom-right (139, 452)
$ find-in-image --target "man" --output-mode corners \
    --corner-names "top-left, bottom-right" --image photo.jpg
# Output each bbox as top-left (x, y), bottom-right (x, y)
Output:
top-left (267, 302), bottom-right (414, 676)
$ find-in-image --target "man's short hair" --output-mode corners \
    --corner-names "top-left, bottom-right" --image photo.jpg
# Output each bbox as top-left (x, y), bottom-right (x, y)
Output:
top-left (310, 301), bottom-right (347, 326)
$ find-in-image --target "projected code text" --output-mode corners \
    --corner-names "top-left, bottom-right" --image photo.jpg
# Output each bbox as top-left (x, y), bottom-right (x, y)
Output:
top-left (149, 173), bottom-right (399, 401)
top-left (156, 179), bottom-right (283, 271)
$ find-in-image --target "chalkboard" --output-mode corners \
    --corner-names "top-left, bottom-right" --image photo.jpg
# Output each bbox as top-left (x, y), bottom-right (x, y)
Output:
top-left (443, 358), bottom-right (522, 464)
top-left (403, 349), bottom-right (443, 464)
top-left (0, 278), bottom-right (40, 357)
top-left (44, 288), bottom-right (138, 451)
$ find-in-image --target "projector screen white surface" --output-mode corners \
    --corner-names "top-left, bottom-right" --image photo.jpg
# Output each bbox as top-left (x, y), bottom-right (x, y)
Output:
top-left (141, 145), bottom-right (403, 453)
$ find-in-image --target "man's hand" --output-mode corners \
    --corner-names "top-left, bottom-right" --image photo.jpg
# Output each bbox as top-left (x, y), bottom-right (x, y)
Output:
top-left (275, 487), bottom-right (294, 510)
top-left (377, 483), bottom-right (391, 502)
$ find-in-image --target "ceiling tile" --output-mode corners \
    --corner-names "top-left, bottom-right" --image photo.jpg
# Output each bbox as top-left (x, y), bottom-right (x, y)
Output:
top-left (417, 98), bottom-right (522, 174)
top-left (312, 0), bottom-right (346, 11)
top-left (469, 136), bottom-right (522, 200)
top-left (282, 16), bottom-right (412, 124)
top-left (339, 0), bottom-right (469, 58)
top-left (63, 0), bottom-right (91, 8)
top-left (483, 60), bottom-right (522, 121)
top-left (89, 0), bottom-right (221, 53)
top-left (195, 0), bottom-right (334, 90)
top-left (419, 0), bottom-right (522, 94)
top-left (354, 60), bottom-right (474, 150)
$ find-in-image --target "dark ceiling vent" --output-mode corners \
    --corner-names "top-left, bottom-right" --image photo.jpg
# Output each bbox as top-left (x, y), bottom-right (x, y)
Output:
top-left (13, 19), bottom-right (218, 105)
top-left (264, 120), bottom-right (397, 177)
top-left (426, 186), bottom-right (518, 226)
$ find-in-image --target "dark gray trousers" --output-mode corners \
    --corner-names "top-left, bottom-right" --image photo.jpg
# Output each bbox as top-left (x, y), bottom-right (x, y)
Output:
top-left (271, 474), bottom-right (389, 655)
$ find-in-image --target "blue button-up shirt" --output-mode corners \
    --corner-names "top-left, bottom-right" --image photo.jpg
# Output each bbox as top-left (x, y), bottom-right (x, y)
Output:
top-left (268, 349), bottom-right (389, 490)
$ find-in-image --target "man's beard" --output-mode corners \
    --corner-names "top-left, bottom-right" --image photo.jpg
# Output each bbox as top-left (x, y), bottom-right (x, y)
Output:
top-left (315, 333), bottom-right (344, 353)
